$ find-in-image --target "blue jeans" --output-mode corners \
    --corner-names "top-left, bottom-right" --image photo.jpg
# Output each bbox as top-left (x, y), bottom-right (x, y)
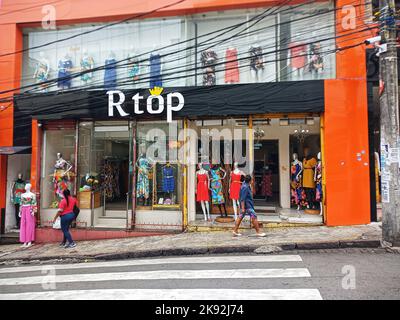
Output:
top-left (60, 213), bottom-right (75, 244)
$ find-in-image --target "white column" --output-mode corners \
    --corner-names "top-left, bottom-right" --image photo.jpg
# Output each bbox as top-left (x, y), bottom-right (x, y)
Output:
top-left (279, 133), bottom-right (291, 209)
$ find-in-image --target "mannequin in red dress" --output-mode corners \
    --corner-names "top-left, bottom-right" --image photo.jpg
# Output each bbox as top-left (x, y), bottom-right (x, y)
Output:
top-left (229, 162), bottom-right (245, 220)
top-left (196, 163), bottom-right (211, 221)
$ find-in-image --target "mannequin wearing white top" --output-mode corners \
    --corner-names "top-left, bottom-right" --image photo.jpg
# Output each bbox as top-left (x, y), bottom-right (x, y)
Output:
top-left (196, 163), bottom-right (211, 221)
top-left (229, 162), bottom-right (245, 220)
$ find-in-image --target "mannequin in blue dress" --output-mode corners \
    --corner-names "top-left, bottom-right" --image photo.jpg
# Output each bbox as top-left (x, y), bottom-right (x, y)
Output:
top-left (162, 162), bottom-right (175, 204)
top-left (57, 53), bottom-right (73, 90)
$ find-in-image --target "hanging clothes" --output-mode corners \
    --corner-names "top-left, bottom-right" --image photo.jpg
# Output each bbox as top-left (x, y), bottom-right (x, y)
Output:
top-left (149, 53), bottom-right (162, 87)
top-left (288, 42), bottom-right (307, 69)
top-left (261, 171), bottom-right (273, 197)
top-left (196, 172), bottom-right (210, 202)
top-left (104, 58), bottom-right (117, 90)
top-left (102, 160), bottom-right (120, 201)
top-left (249, 45), bottom-right (264, 72)
top-left (162, 166), bottom-right (175, 193)
top-left (210, 167), bottom-right (225, 204)
top-left (201, 50), bottom-right (218, 86)
top-left (136, 157), bottom-right (151, 199)
top-left (229, 172), bottom-right (242, 200)
top-left (225, 48), bottom-right (239, 83)
top-left (81, 56), bottom-right (94, 82)
top-left (57, 59), bottom-right (73, 89)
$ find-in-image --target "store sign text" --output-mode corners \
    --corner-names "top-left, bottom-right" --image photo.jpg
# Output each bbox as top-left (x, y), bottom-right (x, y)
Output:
top-left (107, 89), bottom-right (184, 123)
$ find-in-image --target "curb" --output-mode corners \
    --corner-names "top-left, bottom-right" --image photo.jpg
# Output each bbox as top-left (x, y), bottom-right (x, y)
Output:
top-left (0, 239), bottom-right (383, 265)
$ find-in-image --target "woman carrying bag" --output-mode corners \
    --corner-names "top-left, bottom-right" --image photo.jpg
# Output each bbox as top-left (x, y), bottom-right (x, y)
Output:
top-left (53, 189), bottom-right (79, 248)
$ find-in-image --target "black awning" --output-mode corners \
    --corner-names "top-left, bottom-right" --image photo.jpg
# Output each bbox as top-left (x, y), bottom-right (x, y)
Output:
top-left (0, 146), bottom-right (31, 155)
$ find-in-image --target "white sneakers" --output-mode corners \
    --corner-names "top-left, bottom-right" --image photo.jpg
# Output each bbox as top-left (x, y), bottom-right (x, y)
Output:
top-left (232, 231), bottom-right (242, 236)
top-left (233, 231), bottom-right (267, 237)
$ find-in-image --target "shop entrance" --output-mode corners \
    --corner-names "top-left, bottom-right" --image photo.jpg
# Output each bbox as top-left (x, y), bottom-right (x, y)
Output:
top-left (92, 122), bottom-right (132, 227)
top-left (253, 140), bottom-right (280, 207)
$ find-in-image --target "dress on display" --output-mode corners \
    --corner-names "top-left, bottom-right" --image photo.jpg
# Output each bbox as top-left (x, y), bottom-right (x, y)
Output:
top-left (229, 172), bottom-right (242, 200)
top-left (104, 58), bottom-right (117, 90)
top-left (309, 43), bottom-right (323, 74)
top-left (290, 162), bottom-right (306, 206)
top-left (162, 166), bottom-right (175, 193)
top-left (249, 45), bottom-right (264, 73)
top-left (210, 168), bottom-right (225, 204)
top-left (302, 158), bottom-right (317, 189)
top-left (81, 56), bottom-right (94, 82)
top-left (136, 157), bottom-right (151, 199)
top-left (57, 59), bottom-right (73, 89)
top-left (34, 61), bottom-right (49, 82)
top-left (19, 194), bottom-right (36, 244)
top-left (196, 172), bottom-right (210, 202)
top-left (127, 56), bottom-right (140, 81)
top-left (102, 160), bottom-right (120, 201)
top-left (261, 171), bottom-right (273, 197)
top-left (315, 161), bottom-right (323, 202)
top-left (201, 50), bottom-right (218, 86)
top-left (53, 159), bottom-right (72, 203)
top-left (288, 42), bottom-right (307, 69)
top-left (150, 53), bottom-right (162, 88)
top-left (225, 48), bottom-right (239, 83)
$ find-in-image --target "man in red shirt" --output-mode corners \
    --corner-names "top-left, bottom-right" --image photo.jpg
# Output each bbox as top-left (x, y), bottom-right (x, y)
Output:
top-left (52, 189), bottom-right (77, 248)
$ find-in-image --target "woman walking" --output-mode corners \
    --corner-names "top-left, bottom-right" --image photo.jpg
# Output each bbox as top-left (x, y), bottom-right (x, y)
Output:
top-left (53, 189), bottom-right (77, 248)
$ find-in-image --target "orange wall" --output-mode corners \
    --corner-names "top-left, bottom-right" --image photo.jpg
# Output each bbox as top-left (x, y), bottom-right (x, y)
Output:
top-left (323, 0), bottom-right (371, 226)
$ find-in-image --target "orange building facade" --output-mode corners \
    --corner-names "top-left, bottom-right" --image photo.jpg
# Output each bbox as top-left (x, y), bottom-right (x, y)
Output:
top-left (0, 0), bottom-right (377, 240)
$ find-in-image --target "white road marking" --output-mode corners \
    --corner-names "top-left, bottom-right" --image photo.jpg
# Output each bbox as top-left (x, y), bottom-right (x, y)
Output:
top-left (0, 288), bottom-right (323, 300)
top-left (0, 268), bottom-right (311, 286)
top-left (0, 255), bottom-right (302, 274)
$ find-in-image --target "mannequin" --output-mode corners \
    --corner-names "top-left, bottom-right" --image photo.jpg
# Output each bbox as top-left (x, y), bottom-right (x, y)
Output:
top-left (80, 49), bottom-right (94, 85)
top-left (288, 41), bottom-right (307, 78)
top-left (11, 173), bottom-right (26, 229)
top-left (196, 163), bottom-right (211, 221)
top-left (290, 153), bottom-right (305, 210)
top-left (309, 42), bottom-right (324, 77)
top-left (229, 162), bottom-right (244, 220)
top-left (127, 46), bottom-right (140, 82)
top-left (104, 51), bottom-right (117, 90)
top-left (150, 46), bottom-right (162, 88)
top-left (162, 162), bottom-right (175, 204)
top-left (19, 184), bottom-right (36, 248)
top-left (210, 164), bottom-right (227, 217)
top-left (136, 154), bottom-right (153, 206)
top-left (53, 153), bottom-right (73, 204)
top-left (33, 51), bottom-right (50, 92)
top-left (225, 44), bottom-right (239, 84)
top-left (314, 152), bottom-right (323, 215)
top-left (249, 39), bottom-right (264, 82)
top-left (302, 148), bottom-right (317, 210)
top-left (201, 49), bottom-right (218, 86)
top-left (57, 52), bottom-right (73, 90)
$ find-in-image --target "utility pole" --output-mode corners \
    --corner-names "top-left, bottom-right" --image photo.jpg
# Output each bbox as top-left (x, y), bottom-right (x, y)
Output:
top-left (379, 0), bottom-right (400, 246)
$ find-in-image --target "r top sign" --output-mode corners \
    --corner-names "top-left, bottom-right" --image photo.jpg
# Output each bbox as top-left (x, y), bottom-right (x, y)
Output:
top-left (107, 87), bottom-right (184, 123)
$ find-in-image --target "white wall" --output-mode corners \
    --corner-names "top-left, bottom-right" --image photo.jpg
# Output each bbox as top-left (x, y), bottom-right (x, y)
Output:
top-left (5, 154), bottom-right (31, 232)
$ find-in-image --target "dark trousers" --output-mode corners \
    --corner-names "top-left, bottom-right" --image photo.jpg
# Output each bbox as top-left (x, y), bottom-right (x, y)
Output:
top-left (15, 204), bottom-right (20, 228)
top-left (60, 213), bottom-right (75, 244)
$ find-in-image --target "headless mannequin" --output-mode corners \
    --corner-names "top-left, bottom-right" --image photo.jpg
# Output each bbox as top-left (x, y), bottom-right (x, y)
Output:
top-left (80, 48), bottom-right (94, 85)
top-left (19, 184), bottom-right (36, 248)
top-left (33, 51), bottom-right (50, 92)
top-left (210, 164), bottom-right (227, 217)
top-left (162, 162), bottom-right (175, 202)
top-left (196, 163), bottom-right (211, 221)
top-left (314, 152), bottom-right (323, 216)
top-left (229, 162), bottom-right (244, 220)
top-left (11, 173), bottom-right (25, 229)
top-left (292, 153), bottom-right (303, 210)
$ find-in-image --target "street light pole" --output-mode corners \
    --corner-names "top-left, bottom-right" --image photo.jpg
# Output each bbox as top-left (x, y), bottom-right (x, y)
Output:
top-left (379, 0), bottom-right (400, 246)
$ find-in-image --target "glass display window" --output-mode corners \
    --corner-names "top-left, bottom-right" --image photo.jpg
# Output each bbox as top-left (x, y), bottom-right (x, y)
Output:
top-left (136, 121), bottom-right (183, 210)
top-left (41, 125), bottom-right (77, 209)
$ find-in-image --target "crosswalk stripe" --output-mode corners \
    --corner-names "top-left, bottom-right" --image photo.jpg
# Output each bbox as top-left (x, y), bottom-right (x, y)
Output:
top-left (0, 288), bottom-right (323, 300)
top-left (0, 255), bottom-right (302, 274)
top-left (0, 268), bottom-right (311, 286)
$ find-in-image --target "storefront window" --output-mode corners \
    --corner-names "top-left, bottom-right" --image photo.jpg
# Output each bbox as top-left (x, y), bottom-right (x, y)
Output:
top-left (41, 127), bottom-right (76, 209)
top-left (136, 121), bottom-right (183, 209)
top-left (21, 2), bottom-right (335, 92)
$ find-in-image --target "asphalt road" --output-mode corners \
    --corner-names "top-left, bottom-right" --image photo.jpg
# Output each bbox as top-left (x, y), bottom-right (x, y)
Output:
top-left (0, 248), bottom-right (399, 300)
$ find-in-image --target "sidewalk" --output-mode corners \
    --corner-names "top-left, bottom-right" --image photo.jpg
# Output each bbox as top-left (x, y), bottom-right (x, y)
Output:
top-left (0, 223), bottom-right (383, 265)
